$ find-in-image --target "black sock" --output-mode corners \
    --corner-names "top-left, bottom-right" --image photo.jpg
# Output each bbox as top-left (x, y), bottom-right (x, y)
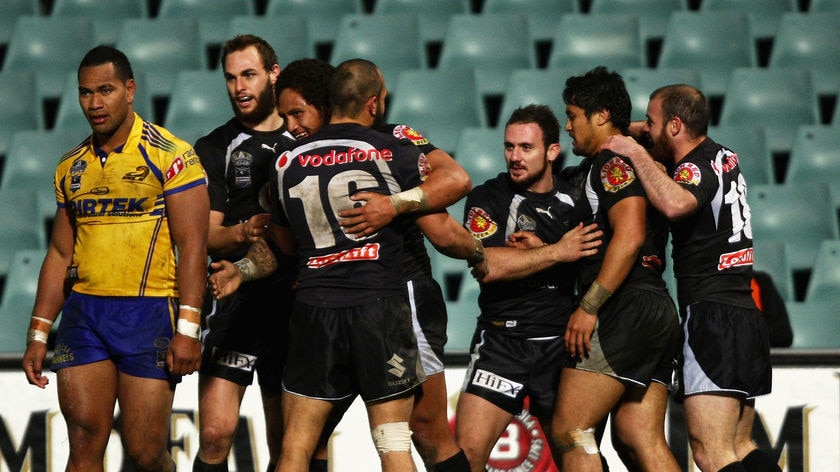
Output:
top-left (309, 458), bottom-right (328, 472)
top-left (741, 449), bottom-right (782, 472)
top-left (718, 462), bottom-right (747, 472)
top-left (192, 458), bottom-right (229, 472)
top-left (265, 462), bottom-right (276, 472)
top-left (433, 449), bottom-right (471, 472)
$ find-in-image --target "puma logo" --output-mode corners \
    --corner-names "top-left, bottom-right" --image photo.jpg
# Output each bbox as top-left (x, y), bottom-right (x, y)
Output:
top-left (535, 207), bottom-right (553, 219)
top-left (261, 143), bottom-right (278, 152)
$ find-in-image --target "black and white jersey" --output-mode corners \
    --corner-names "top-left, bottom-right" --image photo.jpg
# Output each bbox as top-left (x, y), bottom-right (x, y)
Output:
top-left (272, 123), bottom-right (428, 306)
top-left (562, 150), bottom-right (669, 294)
top-left (464, 173), bottom-right (579, 338)
top-left (669, 138), bottom-right (754, 307)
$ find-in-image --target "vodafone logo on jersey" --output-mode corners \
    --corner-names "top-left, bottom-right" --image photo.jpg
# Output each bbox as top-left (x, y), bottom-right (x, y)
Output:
top-left (280, 148), bottom-right (394, 168)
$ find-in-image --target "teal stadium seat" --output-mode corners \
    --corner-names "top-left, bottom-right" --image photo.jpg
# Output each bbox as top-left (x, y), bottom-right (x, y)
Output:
top-left (454, 127), bottom-right (506, 186)
top-left (804, 240), bottom-right (840, 303)
top-left (482, 0), bottom-right (579, 43)
top-left (810, 0), bottom-right (840, 10)
top-left (769, 12), bottom-right (840, 97)
top-left (115, 18), bottom-right (203, 99)
top-left (547, 13), bottom-right (645, 72)
top-left (163, 70), bottom-right (232, 140)
top-left (329, 14), bottom-right (423, 87)
top-left (0, 71), bottom-right (43, 158)
top-left (438, 13), bottom-right (536, 97)
top-left (3, 16), bottom-right (95, 102)
top-left (589, 0), bottom-right (687, 46)
top-left (707, 125), bottom-right (775, 185)
top-left (620, 67), bottom-right (702, 121)
top-left (658, 11), bottom-right (757, 98)
top-left (719, 67), bottom-right (820, 156)
top-left (51, 0), bottom-right (148, 46)
top-left (265, 0), bottom-right (363, 59)
top-left (227, 15), bottom-right (311, 67)
top-left (0, 249), bottom-right (48, 354)
top-left (0, 187), bottom-right (48, 279)
top-left (2, 129), bottom-right (85, 223)
top-left (0, 0), bottom-right (38, 55)
top-left (785, 125), bottom-right (840, 184)
top-left (387, 68), bottom-right (486, 153)
top-left (700, 0), bottom-right (797, 40)
top-left (373, 0), bottom-right (471, 48)
top-left (157, 0), bottom-right (255, 64)
top-left (444, 269), bottom-right (480, 355)
top-left (753, 240), bottom-right (794, 301)
top-left (53, 70), bottom-right (156, 132)
top-left (785, 300), bottom-right (840, 348)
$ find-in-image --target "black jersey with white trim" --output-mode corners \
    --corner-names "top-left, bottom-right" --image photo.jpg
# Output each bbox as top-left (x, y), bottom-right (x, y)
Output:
top-left (669, 138), bottom-right (755, 308)
top-left (272, 123), bottom-right (428, 306)
top-left (464, 173), bottom-right (579, 337)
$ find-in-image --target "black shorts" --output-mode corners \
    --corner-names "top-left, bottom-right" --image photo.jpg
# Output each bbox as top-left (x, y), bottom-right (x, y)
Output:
top-left (574, 287), bottom-right (680, 389)
top-left (199, 283), bottom-right (293, 392)
top-left (406, 276), bottom-right (448, 376)
top-left (282, 294), bottom-right (424, 403)
top-left (677, 301), bottom-right (772, 400)
top-left (462, 328), bottom-right (569, 420)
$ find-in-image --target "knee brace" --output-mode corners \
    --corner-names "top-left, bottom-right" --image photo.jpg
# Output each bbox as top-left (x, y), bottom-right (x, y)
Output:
top-left (556, 427), bottom-right (600, 455)
top-left (370, 421), bottom-right (412, 454)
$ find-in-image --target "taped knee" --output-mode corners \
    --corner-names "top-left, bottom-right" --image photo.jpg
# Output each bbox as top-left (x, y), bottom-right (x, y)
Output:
top-left (371, 421), bottom-right (412, 454)
top-left (556, 427), bottom-right (600, 455)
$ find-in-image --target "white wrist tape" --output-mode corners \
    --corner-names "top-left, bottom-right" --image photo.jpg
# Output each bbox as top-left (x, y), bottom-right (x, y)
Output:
top-left (176, 318), bottom-right (200, 339)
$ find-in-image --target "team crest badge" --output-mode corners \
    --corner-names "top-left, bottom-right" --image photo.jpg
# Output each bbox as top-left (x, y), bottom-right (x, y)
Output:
top-left (600, 157), bottom-right (635, 193)
top-left (466, 207), bottom-right (498, 239)
top-left (674, 162), bottom-right (701, 185)
top-left (417, 152), bottom-right (431, 181)
top-left (392, 124), bottom-right (429, 146)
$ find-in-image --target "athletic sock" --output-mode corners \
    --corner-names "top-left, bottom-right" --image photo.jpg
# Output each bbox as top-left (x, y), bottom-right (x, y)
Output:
top-left (741, 449), bottom-right (782, 472)
top-left (433, 449), bottom-right (471, 472)
top-left (309, 458), bottom-right (328, 472)
top-left (192, 458), bottom-right (229, 472)
top-left (718, 462), bottom-right (748, 472)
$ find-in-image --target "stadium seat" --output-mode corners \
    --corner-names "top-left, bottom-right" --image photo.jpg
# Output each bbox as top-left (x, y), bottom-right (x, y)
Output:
top-left (3, 16), bottom-right (95, 101)
top-left (387, 68), bottom-right (486, 153)
top-left (51, 0), bottom-right (147, 45)
top-left (768, 12), bottom-right (840, 97)
top-left (2, 129), bottom-right (85, 222)
top-left (620, 67), bottom-right (702, 121)
top-left (330, 13), bottom-right (423, 87)
top-left (0, 187), bottom-right (48, 279)
top-left (0, 71), bottom-right (43, 158)
top-left (265, 0), bottom-right (363, 58)
top-left (53, 70), bottom-right (155, 132)
top-left (785, 300), bottom-right (840, 348)
top-left (227, 15), bottom-right (311, 67)
top-left (804, 240), bottom-right (840, 303)
top-left (0, 0), bottom-right (39, 54)
top-left (748, 182), bottom-right (837, 272)
top-left (658, 11), bottom-right (757, 98)
top-left (718, 67), bottom-right (820, 156)
top-left (373, 0), bottom-right (471, 47)
top-left (753, 239), bottom-right (794, 302)
top-left (158, 0), bottom-right (255, 63)
top-left (0, 248), bottom-right (48, 354)
top-left (810, 0), bottom-right (840, 10)
top-left (707, 125), bottom-right (774, 185)
top-left (454, 127), bottom-right (506, 186)
top-left (163, 70), bottom-right (231, 140)
top-left (438, 13), bottom-right (536, 97)
top-left (700, 0), bottom-right (797, 40)
top-left (115, 18), bottom-right (204, 99)
top-left (482, 0), bottom-right (578, 43)
top-left (444, 268), bottom-right (480, 355)
top-left (547, 13), bottom-right (645, 72)
top-left (589, 0), bottom-right (687, 44)
top-left (785, 125), bottom-right (840, 184)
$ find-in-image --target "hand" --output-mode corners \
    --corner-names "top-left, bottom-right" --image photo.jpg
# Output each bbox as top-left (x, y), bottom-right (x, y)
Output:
top-left (599, 134), bottom-right (646, 162)
top-left (565, 307), bottom-right (598, 359)
top-left (470, 258), bottom-right (489, 281)
top-left (550, 223), bottom-right (603, 262)
top-left (506, 231), bottom-right (545, 249)
top-left (338, 191), bottom-right (396, 238)
top-left (166, 333), bottom-right (201, 375)
top-left (22, 342), bottom-right (49, 389)
top-left (208, 260), bottom-right (242, 299)
top-left (239, 213), bottom-right (271, 244)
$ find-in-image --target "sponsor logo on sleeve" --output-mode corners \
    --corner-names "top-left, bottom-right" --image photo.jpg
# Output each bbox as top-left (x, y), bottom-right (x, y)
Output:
top-left (466, 207), bottom-right (498, 238)
top-left (600, 157), bottom-right (635, 192)
top-left (165, 156), bottom-right (185, 181)
top-left (674, 162), bottom-right (701, 186)
top-left (392, 124), bottom-right (429, 146)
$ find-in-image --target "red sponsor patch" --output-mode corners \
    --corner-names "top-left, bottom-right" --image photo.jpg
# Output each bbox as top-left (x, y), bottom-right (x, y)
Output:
top-left (417, 152), bottom-right (431, 181)
top-left (306, 243), bottom-right (380, 268)
top-left (674, 162), bottom-right (701, 185)
top-left (718, 247), bottom-right (754, 270)
top-left (165, 156), bottom-right (185, 181)
top-left (392, 124), bottom-right (429, 146)
top-left (600, 156), bottom-right (635, 192)
top-left (466, 207), bottom-right (498, 239)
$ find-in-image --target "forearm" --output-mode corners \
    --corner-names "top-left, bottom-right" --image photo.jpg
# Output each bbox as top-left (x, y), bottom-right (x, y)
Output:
top-left (237, 238), bottom-right (280, 282)
top-left (207, 222), bottom-right (249, 257)
top-left (481, 245), bottom-right (560, 282)
top-left (624, 148), bottom-right (696, 220)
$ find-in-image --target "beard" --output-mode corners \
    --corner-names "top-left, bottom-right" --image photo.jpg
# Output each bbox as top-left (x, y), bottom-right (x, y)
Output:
top-left (231, 81), bottom-right (276, 126)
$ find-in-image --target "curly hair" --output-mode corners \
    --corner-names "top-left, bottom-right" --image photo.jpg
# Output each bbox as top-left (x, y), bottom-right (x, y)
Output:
top-left (275, 58), bottom-right (335, 121)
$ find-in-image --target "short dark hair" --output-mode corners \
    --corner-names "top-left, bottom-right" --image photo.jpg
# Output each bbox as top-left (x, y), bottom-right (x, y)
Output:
top-left (562, 66), bottom-right (631, 134)
top-left (220, 34), bottom-right (278, 72)
top-left (650, 84), bottom-right (710, 138)
top-left (78, 45), bottom-right (134, 82)
top-left (329, 58), bottom-right (383, 118)
top-left (506, 104), bottom-right (560, 149)
top-left (276, 58), bottom-right (335, 122)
